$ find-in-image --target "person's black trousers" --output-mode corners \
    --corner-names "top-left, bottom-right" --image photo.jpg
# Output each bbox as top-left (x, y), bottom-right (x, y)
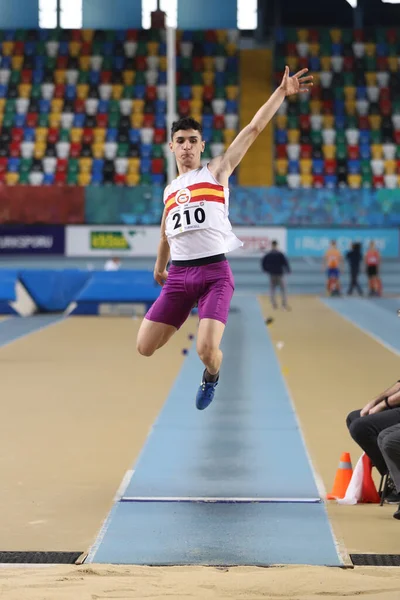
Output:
top-left (347, 269), bottom-right (363, 295)
top-left (346, 408), bottom-right (400, 475)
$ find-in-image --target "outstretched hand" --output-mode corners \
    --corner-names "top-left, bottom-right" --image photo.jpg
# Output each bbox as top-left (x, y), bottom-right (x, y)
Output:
top-left (280, 66), bottom-right (313, 97)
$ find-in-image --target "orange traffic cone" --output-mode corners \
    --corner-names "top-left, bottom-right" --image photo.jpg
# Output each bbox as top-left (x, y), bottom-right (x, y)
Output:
top-left (359, 454), bottom-right (380, 503)
top-left (338, 453), bottom-right (380, 505)
top-left (327, 452), bottom-right (353, 500)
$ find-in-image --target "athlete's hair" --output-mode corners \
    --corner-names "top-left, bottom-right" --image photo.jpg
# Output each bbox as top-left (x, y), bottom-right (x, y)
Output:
top-left (171, 117), bottom-right (202, 140)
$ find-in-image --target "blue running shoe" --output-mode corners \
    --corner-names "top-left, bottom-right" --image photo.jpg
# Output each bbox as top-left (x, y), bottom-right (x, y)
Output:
top-left (195, 371), bottom-right (219, 410)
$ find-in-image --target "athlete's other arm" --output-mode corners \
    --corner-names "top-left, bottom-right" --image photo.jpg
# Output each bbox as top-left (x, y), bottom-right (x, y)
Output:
top-left (154, 205), bottom-right (170, 286)
top-left (208, 66), bottom-right (312, 185)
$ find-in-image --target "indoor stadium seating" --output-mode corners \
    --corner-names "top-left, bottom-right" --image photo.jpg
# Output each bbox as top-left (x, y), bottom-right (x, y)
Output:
top-left (0, 28), bottom-right (239, 186)
top-left (274, 27), bottom-right (400, 189)
top-left (176, 29), bottom-right (240, 183)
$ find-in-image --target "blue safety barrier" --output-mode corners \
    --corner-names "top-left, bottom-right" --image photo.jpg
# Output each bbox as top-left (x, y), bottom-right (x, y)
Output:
top-left (0, 269), bottom-right (159, 315)
top-left (0, 270), bottom-right (18, 301)
top-left (75, 270), bottom-right (158, 302)
top-left (19, 270), bottom-right (91, 312)
top-left (0, 270), bottom-right (19, 314)
top-left (71, 270), bottom-right (160, 315)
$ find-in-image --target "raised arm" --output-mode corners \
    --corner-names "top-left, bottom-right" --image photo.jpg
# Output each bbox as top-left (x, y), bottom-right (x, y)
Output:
top-left (209, 66), bottom-right (313, 185)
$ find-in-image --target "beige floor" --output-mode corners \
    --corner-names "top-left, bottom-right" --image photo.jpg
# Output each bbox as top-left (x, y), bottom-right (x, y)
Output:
top-left (0, 315), bottom-right (197, 552)
top-left (1, 303), bottom-right (400, 599)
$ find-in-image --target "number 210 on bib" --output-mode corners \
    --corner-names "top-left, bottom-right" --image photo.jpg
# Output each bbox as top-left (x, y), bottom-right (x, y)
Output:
top-left (170, 203), bottom-right (209, 235)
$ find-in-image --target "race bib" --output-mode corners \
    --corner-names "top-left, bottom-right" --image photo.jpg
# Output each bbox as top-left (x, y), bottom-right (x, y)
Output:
top-left (166, 187), bottom-right (209, 237)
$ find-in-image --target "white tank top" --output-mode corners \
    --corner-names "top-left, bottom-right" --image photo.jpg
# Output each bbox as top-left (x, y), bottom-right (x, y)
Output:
top-left (164, 165), bottom-right (243, 261)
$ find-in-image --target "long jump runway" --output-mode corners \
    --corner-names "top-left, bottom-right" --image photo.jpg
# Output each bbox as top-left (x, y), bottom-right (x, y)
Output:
top-left (88, 296), bottom-right (342, 566)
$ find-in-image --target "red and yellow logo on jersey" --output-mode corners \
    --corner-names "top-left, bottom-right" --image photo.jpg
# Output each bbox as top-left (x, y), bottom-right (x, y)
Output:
top-left (165, 182), bottom-right (225, 215)
top-left (175, 188), bottom-right (191, 205)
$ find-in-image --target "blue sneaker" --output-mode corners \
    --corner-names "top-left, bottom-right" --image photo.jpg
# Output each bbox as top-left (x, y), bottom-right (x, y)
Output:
top-left (195, 371), bottom-right (219, 410)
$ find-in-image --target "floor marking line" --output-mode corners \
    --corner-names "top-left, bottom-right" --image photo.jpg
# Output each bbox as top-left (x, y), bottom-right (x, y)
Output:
top-left (258, 297), bottom-right (326, 499)
top-left (121, 496), bottom-right (321, 503)
top-left (263, 297), bottom-right (346, 566)
top-left (86, 470), bottom-right (135, 564)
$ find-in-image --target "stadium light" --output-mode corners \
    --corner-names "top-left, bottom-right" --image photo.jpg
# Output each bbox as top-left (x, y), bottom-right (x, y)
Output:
top-left (381, 0), bottom-right (400, 3)
top-left (238, 0), bottom-right (258, 29)
top-left (61, 0), bottom-right (82, 28)
top-left (345, 0), bottom-right (357, 6)
top-left (39, 0), bottom-right (57, 28)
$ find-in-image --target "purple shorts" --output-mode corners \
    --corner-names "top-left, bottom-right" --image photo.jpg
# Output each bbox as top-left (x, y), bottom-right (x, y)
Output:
top-left (146, 259), bottom-right (235, 330)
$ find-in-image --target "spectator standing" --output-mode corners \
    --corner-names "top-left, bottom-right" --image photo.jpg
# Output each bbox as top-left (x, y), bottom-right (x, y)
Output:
top-left (261, 240), bottom-right (291, 310)
top-left (104, 257), bottom-right (121, 271)
top-left (346, 242), bottom-right (363, 296)
top-left (365, 241), bottom-right (382, 296)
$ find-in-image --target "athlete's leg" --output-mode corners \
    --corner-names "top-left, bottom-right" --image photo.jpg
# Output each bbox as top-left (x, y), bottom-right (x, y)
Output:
top-left (194, 260), bottom-right (234, 410)
top-left (270, 275), bottom-right (278, 309)
top-left (136, 319), bottom-right (177, 356)
top-left (196, 317), bottom-right (225, 375)
top-left (136, 265), bottom-right (195, 357)
top-left (278, 275), bottom-right (288, 308)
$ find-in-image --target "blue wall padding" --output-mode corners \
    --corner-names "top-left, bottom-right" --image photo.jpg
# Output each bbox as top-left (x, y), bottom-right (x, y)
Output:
top-left (75, 270), bottom-right (160, 303)
top-left (0, 269), bottom-right (159, 314)
top-left (82, 0), bottom-right (142, 29)
top-left (0, 270), bottom-right (18, 301)
top-left (19, 270), bottom-right (91, 312)
top-left (0, 0), bottom-right (38, 28)
top-left (178, 0), bottom-right (237, 28)
top-left (70, 303), bottom-right (101, 315)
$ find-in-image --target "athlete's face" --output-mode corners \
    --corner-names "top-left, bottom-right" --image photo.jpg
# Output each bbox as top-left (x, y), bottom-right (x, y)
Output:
top-left (170, 129), bottom-right (205, 171)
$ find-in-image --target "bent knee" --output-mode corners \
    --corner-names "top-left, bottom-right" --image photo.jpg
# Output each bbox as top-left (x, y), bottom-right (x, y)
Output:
top-left (346, 410), bottom-right (361, 430)
top-left (378, 430), bottom-right (399, 456)
top-left (136, 338), bottom-right (156, 357)
top-left (197, 343), bottom-right (219, 364)
top-left (348, 418), bottom-right (366, 442)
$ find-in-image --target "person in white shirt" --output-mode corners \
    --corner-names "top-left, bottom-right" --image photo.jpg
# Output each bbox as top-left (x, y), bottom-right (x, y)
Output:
top-left (137, 66), bottom-right (312, 410)
top-left (104, 257), bottom-right (121, 271)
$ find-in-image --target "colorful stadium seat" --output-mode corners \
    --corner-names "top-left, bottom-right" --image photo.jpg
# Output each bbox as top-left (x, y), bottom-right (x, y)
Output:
top-left (0, 28), bottom-right (239, 185)
top-left (274, 28), bottom-right (400, 187)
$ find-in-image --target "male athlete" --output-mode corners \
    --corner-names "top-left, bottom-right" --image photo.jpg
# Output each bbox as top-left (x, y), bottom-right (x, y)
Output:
top-left (324, 239), bottom-right (342, 296)
top-left (365, 240), bottom-right (381, 296)
top-left (137, 66), bottom-right (312, 410)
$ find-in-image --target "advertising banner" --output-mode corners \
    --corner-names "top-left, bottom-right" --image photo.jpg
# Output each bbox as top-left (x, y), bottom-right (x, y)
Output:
top-left (287, 229), bottom-right (399, 258)
top-left (0, 225), bottom-right (65, 255)
top-left (66, 226), bottom-right (160, 257)
top-left (66, 226), bottom-right (287, 258)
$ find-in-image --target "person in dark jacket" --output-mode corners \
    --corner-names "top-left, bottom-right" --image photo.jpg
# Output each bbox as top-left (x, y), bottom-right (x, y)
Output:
top-left (346, 241), bottom-right (363, 296)
top-left (261, 240), bottom-right (291, 310)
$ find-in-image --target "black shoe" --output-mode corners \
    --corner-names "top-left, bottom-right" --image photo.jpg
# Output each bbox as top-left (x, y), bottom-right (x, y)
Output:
top-left (393, 504), bottom-right (400, 520)
top-left (385, 491), bottom-right (400, 504)
top-left (382, 477), bottom-right (400, 504)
